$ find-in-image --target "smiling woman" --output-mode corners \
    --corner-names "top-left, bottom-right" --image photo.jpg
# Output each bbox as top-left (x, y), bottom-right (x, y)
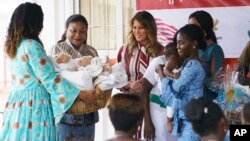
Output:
top-left (116, 10), bottom-right (164, 140)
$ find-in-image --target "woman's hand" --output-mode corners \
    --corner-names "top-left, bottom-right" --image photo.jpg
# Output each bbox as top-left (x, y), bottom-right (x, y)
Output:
top-left (78, 90), bottom-right (96, 104)
top-left (130, 79), bottom-right (142, 93)
top-left (144, 117), bottom-right (155, 141)
top-left (117, 81), bottom-right (131, 92)
top-left (117, 80), bottom-right (142, 94)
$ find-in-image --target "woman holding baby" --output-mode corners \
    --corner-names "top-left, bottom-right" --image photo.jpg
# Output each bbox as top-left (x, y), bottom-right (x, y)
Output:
top-left (50, 14), bottom-right (99, 141)
top-left (159, 24), bottom-right (206, 141)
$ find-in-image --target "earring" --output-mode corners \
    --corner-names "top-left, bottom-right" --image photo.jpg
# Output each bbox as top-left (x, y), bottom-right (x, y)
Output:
top-left (224, 128), bottom-right (227, 133)
top-left (193, 46), bottom-right (196, 49)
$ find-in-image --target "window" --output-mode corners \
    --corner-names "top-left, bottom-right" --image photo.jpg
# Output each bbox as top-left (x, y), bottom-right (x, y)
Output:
top-left (79, 0), bottom-right (134, 58)
top-left (79, 1), bottom-right (135, 140)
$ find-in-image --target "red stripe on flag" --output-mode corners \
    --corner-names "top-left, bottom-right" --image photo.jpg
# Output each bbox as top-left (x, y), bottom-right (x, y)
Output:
top-left (137, 0), bottom-right (250, 10)
top-left (155, 18), bottom-right (177, 45)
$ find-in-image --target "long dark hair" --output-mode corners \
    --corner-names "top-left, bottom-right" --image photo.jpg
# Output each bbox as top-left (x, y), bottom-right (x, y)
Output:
top-left (189, 10), bottom-right (217, 43)
top-left (4, 2), bottom-right (43, 58)
top-left (58, 14), bottom-right (88, 44)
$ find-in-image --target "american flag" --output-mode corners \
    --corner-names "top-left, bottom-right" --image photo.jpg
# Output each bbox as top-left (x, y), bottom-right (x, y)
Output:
top-left (155, 18), bottom-right (177, 45)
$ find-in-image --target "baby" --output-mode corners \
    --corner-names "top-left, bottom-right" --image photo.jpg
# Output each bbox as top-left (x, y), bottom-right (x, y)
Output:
top-left (156, 42), bottom-right (183, 133)
top-left (163, 42), bottom-right (182, 79)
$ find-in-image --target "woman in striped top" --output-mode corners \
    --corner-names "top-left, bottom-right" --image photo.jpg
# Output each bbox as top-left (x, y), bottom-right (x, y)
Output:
top-left (117, 11), bottom-right (163, 139)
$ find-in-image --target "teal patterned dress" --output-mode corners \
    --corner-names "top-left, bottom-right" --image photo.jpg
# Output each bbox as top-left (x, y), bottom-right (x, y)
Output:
top-left (0, 39), bottom-right (79, 141)
top-left (198, 43), bottom-right (224, 100)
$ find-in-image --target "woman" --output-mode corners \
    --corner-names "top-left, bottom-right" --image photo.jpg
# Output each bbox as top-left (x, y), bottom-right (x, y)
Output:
top-left (117, 11), bottom-right (163, 139)
top-left (50, 14), bottom-right (99, 141)
top-left (159, 24), bottom-right (206, 141)
top-left (188, 10), bottom-right (224, 100)
top-left (185, 97), bottom-right (228, 141)
top-left (241, 102), bottom-right (250, 125)
top-left (106, 93), bottom-right (144, 141)
top-left (117, 10), bottom-right (163, 94)
top-left (0, 3), bottom-right (97, 141)
top-left (236, 41), bottom-right (250, 85)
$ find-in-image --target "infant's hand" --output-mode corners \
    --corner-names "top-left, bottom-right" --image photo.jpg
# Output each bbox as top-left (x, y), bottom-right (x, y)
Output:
top-left (173, 71), bottom-right (181, 79)
top-left (167, 120), bottom-right (173, 133)
top-left (163, 67), bottom-right (173, 78)
top-left (155, 64), bottom-right (164, 74)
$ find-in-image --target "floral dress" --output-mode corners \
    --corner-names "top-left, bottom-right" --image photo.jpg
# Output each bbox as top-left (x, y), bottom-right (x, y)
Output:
top-left (0, 39), bottom-right (79, 141)
top-left (160, 60), bottom-right (205, 141)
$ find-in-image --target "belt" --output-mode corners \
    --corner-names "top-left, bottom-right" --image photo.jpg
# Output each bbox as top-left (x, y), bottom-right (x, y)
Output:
top-left (149, 93), bottom-right (166, 108)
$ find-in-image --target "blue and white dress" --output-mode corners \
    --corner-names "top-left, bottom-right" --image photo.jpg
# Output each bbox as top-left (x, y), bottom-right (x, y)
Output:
top-left (160, 60), bottom-right (205, 141)
top-left (0, 39), bottom-right (79, 141)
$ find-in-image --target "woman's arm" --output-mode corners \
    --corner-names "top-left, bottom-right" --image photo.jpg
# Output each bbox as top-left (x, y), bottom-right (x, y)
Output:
top-left (160, 60), bottom-right (204, 109)
top-left (141, 57), bottom-right (162, 140)
top-left (141, 78), bottom-right (155, 140)
top-left (237, 41), bottom-right (250, 86)
top-left (170, 60), bottom-right (201, 91)
top-left (25, 40), bottom-right (80, 124)
top-left (206, 46), bottom-right (224, 88)
top-left (236, 64), bottom-right (250, 86)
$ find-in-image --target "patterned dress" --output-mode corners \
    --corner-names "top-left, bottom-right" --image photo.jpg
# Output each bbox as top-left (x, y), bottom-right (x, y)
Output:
top-left (198, 43), bottom-right (224, 100)
top-left (117, 44), bottom-right (163, 139)
top-left (117, 44), bottom-right (163, 81)
top-left (0, 39), bottom-right (79, 141)
top-left (160, 60), bottom-right (205, 141)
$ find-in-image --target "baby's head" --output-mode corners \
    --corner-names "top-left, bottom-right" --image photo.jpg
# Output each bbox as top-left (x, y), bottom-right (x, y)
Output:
top-left (241, 102), bottom-right (250, 125)
top-left (76, 56), bottom-right (93, 67)
top-left (164, 42), bottom-right (178, 58)
top-left (165, 55), bottom-right (182, 72)
top-left (55, 53), bottom-right (71, 63)
top-left (164, 42), bottom-right (182, 71)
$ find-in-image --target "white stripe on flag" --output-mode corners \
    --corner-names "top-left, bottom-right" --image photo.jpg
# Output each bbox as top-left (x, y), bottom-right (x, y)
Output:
top-left (155, 18), bottom-right (177, 45)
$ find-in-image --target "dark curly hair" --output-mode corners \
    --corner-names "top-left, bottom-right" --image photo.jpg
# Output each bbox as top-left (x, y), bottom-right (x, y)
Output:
top-left (4, 2), bottom-right (43, 58)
